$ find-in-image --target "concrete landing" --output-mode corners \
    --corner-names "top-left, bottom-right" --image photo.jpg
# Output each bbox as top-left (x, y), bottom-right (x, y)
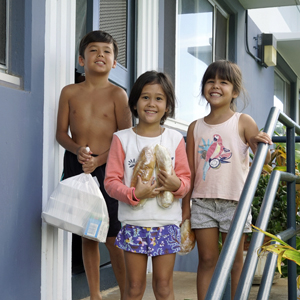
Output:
top-left (81, 271), bottom-right (288, 300)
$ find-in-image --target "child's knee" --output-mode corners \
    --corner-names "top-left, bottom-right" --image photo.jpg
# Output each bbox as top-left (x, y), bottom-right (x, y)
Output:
top-left (198, 252), bottom-right (218, 269)
top-left (126, 280), bottom-right (145, 297)
top-left (153, 278), bottom-right (172, 297)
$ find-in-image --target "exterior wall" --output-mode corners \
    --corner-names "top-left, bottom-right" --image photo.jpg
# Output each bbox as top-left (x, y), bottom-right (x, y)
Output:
top-left (235, 7), bottom-right (274, 130)
top-left (0, 0), bottom-right (45, 299)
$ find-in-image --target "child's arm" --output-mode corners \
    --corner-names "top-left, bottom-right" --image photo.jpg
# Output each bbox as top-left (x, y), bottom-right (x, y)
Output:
top-left (114, 88), bottom-right (133, 131)
top-left (104, 135), bottom-right (140, 206)
top-left (181, 121), bottom-right (196, 223)
top-left (240, 114), bottom-right (273, 164)
top-left (56, 86), bottom-right (91, 163)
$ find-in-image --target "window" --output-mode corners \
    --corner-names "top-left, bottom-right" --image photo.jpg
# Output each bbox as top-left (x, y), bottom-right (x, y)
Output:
top-left (0, 0), bottom-right (7, 69)
top-left (175, 0), bottom-right (229, 123)
top-left (75, 0), bottom-right (133, 90)
top-left (99, 0), bottom-right (127, 68)
top-left (274, 70), bottom-right (290, 116)
top-left (0, 0), bottom-right (22, 87)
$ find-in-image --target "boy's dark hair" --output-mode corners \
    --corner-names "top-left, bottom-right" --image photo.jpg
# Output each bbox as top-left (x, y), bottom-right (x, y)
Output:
top-left (129, 71), bottom-right (176, 125)
top-left (201, 60), bottom-right (247, 111)
top-left (79, 30), bottom-right (119, 60)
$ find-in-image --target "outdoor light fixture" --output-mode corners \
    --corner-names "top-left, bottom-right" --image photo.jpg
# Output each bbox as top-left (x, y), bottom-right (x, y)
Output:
top-left (257, 33), bottom-right (277, 67)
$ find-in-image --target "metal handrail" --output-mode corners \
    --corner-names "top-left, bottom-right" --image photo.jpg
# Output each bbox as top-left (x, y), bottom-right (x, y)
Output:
top-left (204, 107), bottom-right (300, 300)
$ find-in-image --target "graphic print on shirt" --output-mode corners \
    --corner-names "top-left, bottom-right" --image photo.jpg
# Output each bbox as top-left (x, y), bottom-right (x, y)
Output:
top-left (127, 156), bottom-right (174, 170)
top-left (198, 134), bottom-right (232, 180)
top-left (128, 158), bottom-right (136, 168)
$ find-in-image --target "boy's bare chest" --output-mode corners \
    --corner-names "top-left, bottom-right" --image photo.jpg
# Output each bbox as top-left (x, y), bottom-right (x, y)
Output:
top-left (69, 95), bottom-right (114, 120)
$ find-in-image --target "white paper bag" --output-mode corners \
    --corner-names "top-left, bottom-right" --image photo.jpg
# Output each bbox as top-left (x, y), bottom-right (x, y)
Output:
top-left (42, 173), bottom-right (109, 242)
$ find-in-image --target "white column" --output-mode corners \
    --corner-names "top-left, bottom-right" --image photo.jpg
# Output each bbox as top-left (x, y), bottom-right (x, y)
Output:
top-left (42, 1), bottom-right (76, 299)
top-left (137, 0), bottom-right (159, 76)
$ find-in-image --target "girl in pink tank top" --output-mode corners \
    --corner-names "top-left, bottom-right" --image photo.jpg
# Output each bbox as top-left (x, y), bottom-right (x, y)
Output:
top-left (182, 60), bottom-right (272, 300)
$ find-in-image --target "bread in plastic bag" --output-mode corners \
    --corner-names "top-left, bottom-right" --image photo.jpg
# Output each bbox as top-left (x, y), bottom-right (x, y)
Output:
top-left (155, 144), bottom-right (174, 208)
top-left (178, 219), bottom-right (196, 255)
top-left (130, 145), bottom-right (156, 209)
top-left (42, 173), bottom-right (109, 242)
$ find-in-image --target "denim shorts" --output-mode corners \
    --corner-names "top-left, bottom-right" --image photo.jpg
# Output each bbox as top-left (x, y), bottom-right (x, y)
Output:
top-left (190, 198), bottom-right (252, 233)
top-left (115, 224), bottom-right (181, 256)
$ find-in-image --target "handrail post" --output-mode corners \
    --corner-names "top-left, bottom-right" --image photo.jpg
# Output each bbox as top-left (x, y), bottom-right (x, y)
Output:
top-left (286, 126), bottom-right (297, 299)
top-left (203, 107), bottom-right (300, 300)
top-left (204, 108), bottom-right (280, 300)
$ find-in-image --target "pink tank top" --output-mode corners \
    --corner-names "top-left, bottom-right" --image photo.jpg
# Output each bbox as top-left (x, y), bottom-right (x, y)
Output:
top-left (191, 113), bottom-right (249, 201)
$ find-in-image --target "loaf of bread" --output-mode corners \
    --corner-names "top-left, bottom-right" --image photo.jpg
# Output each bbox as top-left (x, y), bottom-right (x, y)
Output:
top-left (130, 145), bottom-right (156, 209)
top-left (178, 219), bottom-right (196, 255)
top-left (155, 144), bottom-right (174, 208)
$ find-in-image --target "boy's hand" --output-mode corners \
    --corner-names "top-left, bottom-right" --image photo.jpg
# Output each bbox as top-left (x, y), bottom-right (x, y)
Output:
top-left (76, 146), bottom-right (92, 164)
top-left (82, 156), bottom-right (98, 174)
top-left (156, 169), bottom-right (181, 193)
top-left (134, 176), bottom-right (160, 199)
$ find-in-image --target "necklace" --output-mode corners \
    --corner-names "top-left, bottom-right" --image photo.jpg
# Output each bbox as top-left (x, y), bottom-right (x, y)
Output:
top-left (135, 125), bottom-right (163, 153)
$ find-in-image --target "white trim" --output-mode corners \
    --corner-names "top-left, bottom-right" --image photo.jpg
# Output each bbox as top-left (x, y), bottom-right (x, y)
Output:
top-left (137, 0), bottom-right (159, 76)
top-left (42, 1), bottom-right (76, 299)
top-left (0, 72), bottom-right (21, 86)
top-left (164, 117), bottom-right (189, 133)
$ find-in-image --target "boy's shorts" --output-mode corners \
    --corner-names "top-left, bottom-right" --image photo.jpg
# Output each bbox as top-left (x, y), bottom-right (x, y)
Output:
top-left (190, 198), bottom-right (252, 233)
top-left (62, 150), bottom-right (121, 237)
top-left (115, 224), bottom-right (181, 256)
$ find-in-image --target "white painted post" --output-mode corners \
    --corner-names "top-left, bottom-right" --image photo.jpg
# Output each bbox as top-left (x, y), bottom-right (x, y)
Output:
top-left (42, 1), bottom-right (76, 299)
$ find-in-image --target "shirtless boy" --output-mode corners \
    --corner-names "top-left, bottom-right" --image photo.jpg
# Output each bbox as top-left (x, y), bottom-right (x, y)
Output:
top-left (56, 30), bottom-right (131, 300)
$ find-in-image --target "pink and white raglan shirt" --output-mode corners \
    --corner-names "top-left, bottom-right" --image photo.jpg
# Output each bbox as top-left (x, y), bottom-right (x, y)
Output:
top-left (104, 127), bottom-right (191, 227)
top-left (192, 112), bottom-right (249, 201)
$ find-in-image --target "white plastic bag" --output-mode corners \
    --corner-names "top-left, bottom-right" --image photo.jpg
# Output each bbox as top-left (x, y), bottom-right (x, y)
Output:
top-left (42, 173), bottom-right (109, 242)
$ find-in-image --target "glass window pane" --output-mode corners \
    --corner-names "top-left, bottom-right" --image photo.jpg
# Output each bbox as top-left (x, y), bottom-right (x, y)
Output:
top-left (0, 0), bottom-right (6, 66)
top-left (274, 72), bottom-right (285, 111)
top-left (100, 0), bottom-right (127, 68)
top-left (176, 0), bottom-right (213, 123)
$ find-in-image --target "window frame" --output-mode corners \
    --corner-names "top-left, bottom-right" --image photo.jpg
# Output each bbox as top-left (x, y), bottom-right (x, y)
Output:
top-left (209, 0), bottom-right (229, 62)
top-left (0, 0), bottom-right (9, 72)
top-left (0, 0), bottom-right (21, 87)
top-left (274, 68), bottom-right (291, 115)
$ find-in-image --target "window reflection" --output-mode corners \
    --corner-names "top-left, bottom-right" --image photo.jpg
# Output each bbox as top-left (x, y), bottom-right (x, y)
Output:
top-left (176, 0), bottom-right (213, 123)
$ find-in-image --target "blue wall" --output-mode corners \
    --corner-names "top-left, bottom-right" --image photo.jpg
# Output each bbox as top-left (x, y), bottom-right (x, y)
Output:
top-left (238, 11), bottom-right (274, 130)
top-left (0, 0), bottom-right (45, 298)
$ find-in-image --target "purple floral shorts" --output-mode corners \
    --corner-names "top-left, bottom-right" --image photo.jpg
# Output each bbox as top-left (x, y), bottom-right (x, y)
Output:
top-left (115, 224), bottom-right (181, 256)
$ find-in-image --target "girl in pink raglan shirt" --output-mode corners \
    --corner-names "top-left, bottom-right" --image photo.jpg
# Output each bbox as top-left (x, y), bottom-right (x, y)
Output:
top-left (182, 60), bottom-right (272, 300)
top-left (104, 71), bottom-right (190, 300)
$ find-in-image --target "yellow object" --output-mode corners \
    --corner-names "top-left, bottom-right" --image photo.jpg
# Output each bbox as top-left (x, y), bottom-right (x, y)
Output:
top-left (264, 45), bottom-right (277, 67)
